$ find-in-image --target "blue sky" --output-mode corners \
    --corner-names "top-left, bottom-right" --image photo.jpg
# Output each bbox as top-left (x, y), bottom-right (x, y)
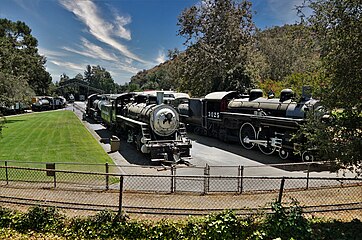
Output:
top-left (0, 0), bottom-right (307, 85)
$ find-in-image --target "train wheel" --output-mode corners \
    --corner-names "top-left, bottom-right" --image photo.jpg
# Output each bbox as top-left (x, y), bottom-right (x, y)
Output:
top-left (302, 151), bottom-right (314, 162)
top-left (257, 129), bottom-right (276, 155)
top-left (278, 148), bottom-right (289, 160)
top-left (239, 122), bottom-right (256, 150)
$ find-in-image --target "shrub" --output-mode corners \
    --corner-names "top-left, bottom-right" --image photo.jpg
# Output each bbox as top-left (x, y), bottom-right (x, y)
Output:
top-left (263, 200), bottom-right (312, 240)
top-left (14, 206), bottom-right (65, 233)
top-left (0, 207), bottom-right (19, 228)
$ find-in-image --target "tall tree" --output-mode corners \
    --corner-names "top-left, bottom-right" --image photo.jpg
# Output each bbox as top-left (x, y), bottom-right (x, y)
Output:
top-left (177, 0), bottom-right (256, 96)
top-left (88, 65), bottom-right (116, 93)
top-left (84, 65), bottom-right (92, 84)
top-left (0, 19), bottom-right (52, 96)
top-left (302, 0), bottom-right (362, 170)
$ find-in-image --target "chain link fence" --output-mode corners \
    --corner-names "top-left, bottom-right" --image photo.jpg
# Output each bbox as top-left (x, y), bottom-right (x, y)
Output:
top-left (0, 161), bottom-right (361, 220)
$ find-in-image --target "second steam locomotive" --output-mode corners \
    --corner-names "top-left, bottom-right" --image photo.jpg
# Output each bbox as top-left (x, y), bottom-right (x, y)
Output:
top-left (179, 86), bottom-right (324, 161)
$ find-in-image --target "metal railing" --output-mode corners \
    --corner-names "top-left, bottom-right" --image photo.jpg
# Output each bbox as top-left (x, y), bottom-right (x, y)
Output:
top-left (0, 162), bottom-right (361, 219)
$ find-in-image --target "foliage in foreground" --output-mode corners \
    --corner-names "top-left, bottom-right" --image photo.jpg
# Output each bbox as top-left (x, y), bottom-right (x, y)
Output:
top-left (0, 203), bottom-right (361, 240)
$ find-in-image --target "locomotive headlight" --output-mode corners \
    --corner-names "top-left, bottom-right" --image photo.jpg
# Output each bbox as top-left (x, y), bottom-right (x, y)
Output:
top-left (150, 105), bottom-right (179, 136)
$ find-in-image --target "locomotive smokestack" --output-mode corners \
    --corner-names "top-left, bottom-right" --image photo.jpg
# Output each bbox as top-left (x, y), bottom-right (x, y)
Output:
top-left (157, 91), bottom-right (164, 105)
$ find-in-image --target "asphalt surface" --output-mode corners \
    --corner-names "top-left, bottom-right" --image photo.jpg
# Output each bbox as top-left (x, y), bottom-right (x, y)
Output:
top-left (70, 102), bottom-right (352, 178)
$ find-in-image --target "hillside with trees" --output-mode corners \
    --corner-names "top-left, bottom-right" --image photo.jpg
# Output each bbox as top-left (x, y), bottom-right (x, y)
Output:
top-left (129, 4), bottom-right (322, 98)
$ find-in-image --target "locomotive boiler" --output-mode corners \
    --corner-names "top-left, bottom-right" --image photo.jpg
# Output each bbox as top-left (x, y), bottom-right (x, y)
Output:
top-left (179, 86), bottom-right (323, 161)
top-left (101, 92), bottom-right (192, 163)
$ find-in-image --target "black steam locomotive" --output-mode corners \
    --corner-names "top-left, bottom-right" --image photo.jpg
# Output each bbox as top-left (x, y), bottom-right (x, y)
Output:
top-left (31, 96), bottom-right (66, 111)
top-left (86, 92), bottom-right (192, 163)
top-left (179, 86), bottom-right (323, 161)
top-left (85, 93), bottom-right (110, 121)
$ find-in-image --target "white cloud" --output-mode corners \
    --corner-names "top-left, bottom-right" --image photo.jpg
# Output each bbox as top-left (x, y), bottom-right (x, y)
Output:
top-left (114, 15), bottom-right (132, 40)
top-left (125, 58), bottom-right (133, 65)
top-left (50, 60), bottom-right (84, 72)
top-left (38, 47), bottom-right (67, 58)
top-left (62, 38), bottom-right (119, 62)
top-left (117, 64), bottom-right (140, 74)
top-left (156, 50), bottom-right (166, 64)
top-left (58, 0), bottom-right (145, 63)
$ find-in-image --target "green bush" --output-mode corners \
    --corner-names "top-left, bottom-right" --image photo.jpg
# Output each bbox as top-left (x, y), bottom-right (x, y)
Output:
top-left (263, 200), bottom-right (312, 240)
top-left (0, 205), bottom-right (361, 239)
top-left (0, 207), bottom-right (20, 228)
top-left (14, 206), bottom-right (65, 233)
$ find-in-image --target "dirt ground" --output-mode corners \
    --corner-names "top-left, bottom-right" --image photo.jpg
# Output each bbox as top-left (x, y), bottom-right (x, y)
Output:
top-left (0, 181), bottom-right (361, 221)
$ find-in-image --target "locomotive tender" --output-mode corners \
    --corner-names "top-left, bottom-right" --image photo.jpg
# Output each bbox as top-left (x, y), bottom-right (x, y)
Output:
top-left (179, 86), bottom-right (322, 161)
top-left (89, 92), bottom-right (192, 163)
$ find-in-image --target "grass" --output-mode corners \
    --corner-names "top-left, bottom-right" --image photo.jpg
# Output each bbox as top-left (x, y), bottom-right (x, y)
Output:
top-left (0, 110), bottom-right (112, 171)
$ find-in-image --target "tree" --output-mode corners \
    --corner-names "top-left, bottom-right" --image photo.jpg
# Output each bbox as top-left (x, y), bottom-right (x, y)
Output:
top-left (303, 0), bottom-right (362, 171)
top-left (0, 112), bottom-right (4, 136)
top-left (0, 18), bottom-right (52, 96)
top-left (84, 65), bottom-right (92, 84)
top-left (89, 65), bottom-right (115, 93)
top-left (177, 0), bottom-right (256, 96)
top-left (59, 73), bottom-right (70, 84)
top-left (0, 72), bottom-right (34, 106)
top-left (74, 73), bottom-right (83, 81)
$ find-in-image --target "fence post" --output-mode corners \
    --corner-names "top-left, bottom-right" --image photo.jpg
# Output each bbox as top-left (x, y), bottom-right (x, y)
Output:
top-left (105, 163), bottom-right (109, 190)
top-left (278, 177), bottom-right (285, 203)
top-left (5, 161), bottom-right (8, 185)
top-left (53, 163), bottom-right (56, 188)
top-left (306, 163), bottom-right (310, 190)
top-left (204, 164), bottom-right (210, 194)
top-left (118, 175), bottom-right (124, 216)
top-left (170, 165), bottom-right (175, 193)
top-left (173, 166), bottom-right (176, 193)
top-left (238, 165), bottom-right (244, 194)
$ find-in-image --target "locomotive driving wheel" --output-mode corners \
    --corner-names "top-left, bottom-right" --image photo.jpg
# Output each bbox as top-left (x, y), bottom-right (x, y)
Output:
top-left (257, 129), bottom-right (276, 155)
top-left (302, 151), bottom-right (314, 162)
top-left (239, 122), bottom-right (256, 150)
top-left (278, 148), bottom-right (289, 160)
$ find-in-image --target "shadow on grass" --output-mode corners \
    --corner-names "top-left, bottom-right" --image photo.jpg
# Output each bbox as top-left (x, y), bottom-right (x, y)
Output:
top-left (3, 119), bottom-right (26, 124)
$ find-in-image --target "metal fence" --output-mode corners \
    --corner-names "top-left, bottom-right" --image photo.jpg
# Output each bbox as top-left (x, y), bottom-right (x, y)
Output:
top-left (0, 162), bottom-right (361, 220)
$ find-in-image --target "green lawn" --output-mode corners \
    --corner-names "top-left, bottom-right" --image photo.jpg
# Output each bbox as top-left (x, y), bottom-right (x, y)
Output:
top-left (0, 110), bottom-right (112, 170)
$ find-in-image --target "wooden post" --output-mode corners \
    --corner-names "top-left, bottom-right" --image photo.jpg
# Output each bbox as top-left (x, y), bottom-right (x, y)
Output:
top-left (278, 177), bottom-right (285, 203)
top-left (53, 163), bottom-right (56, 188)
top-left (105, 163), bottom-right (109, 190)
top-left (118, 176), bottom-right (124, 216)
top-left (5, 161), bottom-right (8, 185)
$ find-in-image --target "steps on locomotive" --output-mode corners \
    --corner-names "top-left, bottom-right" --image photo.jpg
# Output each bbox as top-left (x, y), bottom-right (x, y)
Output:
top-left (179, 123), bottom-right (188, 136)
top-left (141, 125), bottom-right (151, 141)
